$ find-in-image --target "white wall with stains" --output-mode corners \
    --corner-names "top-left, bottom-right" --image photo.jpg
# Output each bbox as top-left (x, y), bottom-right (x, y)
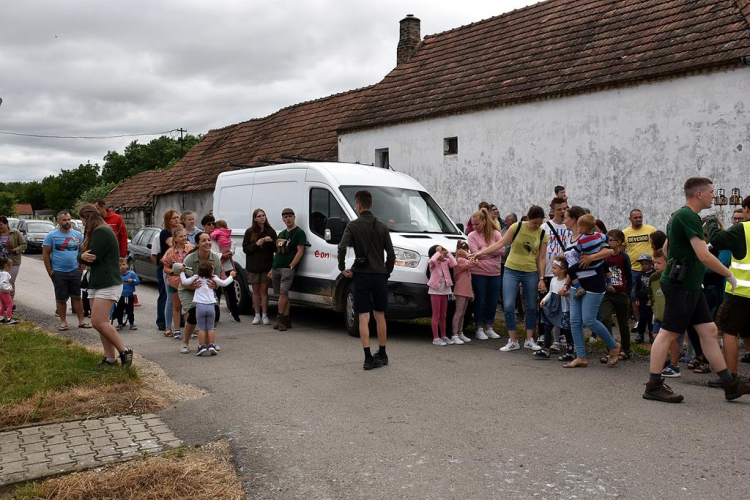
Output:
top-left (153, 191), bottom-right (213, 229)
top-left (339, 68), bottom-right (750, 231)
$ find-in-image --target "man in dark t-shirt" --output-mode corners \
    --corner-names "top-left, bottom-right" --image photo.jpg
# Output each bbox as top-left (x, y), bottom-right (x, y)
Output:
top-left (643, 177), bottom-right (747, 403)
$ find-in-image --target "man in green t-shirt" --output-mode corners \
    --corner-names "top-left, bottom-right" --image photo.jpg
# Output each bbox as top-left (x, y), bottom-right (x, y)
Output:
top-left (644, 177), bottom-right (746, 404)
top-left (269, 208), bottom-right (306, 331)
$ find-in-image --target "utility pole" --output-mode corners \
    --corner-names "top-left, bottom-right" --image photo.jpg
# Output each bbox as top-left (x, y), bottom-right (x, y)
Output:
top-left (177, 127), bottom-right (186, 153)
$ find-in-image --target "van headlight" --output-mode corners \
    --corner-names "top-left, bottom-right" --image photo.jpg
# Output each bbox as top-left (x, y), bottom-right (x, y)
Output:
top-left (393, 247), bottom-right (420, 268)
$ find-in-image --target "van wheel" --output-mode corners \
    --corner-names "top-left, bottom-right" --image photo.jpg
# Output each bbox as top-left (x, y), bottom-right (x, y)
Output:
top-left (231, 264), bottom-right (252, 315)
top-left (344, 284), bottom-right (359, 337)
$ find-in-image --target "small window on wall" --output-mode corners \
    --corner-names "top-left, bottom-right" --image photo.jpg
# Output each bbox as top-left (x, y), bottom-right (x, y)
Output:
top-left (375, 148), bottom-right (390, 168)
top-left (444, 137), bottom-right (458, 155)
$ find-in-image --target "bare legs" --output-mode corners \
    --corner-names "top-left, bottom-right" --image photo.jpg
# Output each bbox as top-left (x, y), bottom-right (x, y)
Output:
top-left (90, 298), bottom-right (126, 358)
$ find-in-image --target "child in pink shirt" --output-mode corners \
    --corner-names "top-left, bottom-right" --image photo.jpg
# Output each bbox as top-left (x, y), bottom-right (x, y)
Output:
top-left (427, 245), bottom-right (457, 346)
top-left (451, 240), bottom-right (477, 344)
top-left (210, 220), bottom-right (234, 271)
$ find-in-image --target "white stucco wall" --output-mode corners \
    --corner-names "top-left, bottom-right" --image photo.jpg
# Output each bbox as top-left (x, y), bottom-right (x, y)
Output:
top-left (153, 191), bottom-right (214, 228)
top-left (339, 68), bottom-right (750, 231)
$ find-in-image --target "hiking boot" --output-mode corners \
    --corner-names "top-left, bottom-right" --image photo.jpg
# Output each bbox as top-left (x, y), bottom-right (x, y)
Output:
top-left (723, 375), bottom-right (750, 401)
top-left (643, 379), bottom-right (684, 403)
top-left (119, 348), bottom-right (133, 367)
top-left (373, 351), bottom-right (389, 365)
top-left (707, 378), bottom-right (724, 388)
top-left (273, 315), bottom-right (281, 330)
top-left (363, 357), bottom-right (384, 370)
top-left (277, 315), bottom-right (287, 332)
top-left (286, 316), bottom-right (292, 329)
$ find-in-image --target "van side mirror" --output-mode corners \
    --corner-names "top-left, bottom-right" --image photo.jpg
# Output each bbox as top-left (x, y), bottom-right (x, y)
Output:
top-left (325, 217), bottom-right (347, 245)
top-left (456, 222), bottom-right (465, 234)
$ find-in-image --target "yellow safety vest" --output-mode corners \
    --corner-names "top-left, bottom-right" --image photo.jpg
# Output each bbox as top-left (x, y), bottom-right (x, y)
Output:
top-left (726, 221), bottom-right (750, 298)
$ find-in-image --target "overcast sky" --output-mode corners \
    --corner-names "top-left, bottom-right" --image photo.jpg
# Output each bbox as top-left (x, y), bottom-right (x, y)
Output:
top-left (0, 0), bottom-right (536, 183)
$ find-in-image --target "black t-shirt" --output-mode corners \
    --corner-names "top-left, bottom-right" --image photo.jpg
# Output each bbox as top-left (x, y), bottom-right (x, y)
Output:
top-left (158, 229), bottom-right (171, 264)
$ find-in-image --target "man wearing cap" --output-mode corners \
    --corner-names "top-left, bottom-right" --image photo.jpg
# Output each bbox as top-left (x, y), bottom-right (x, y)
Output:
top-left (269, 208), bottom-right (306, 331)
top-left (706, 195), bottom-right (750, 376)
top-left (623, 209), bottom-right (656, 330)
top-left (338, 190), bottom-right (395, 370)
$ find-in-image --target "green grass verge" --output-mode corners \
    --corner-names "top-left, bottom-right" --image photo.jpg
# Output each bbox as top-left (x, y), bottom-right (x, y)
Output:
top-left (0, 322), bottom-right (137, 406)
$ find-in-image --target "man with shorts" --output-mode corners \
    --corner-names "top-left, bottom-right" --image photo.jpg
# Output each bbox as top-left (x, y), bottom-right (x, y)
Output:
top-left (707, 195), bottom-right (750, 377)
top-left (270, 208), bottom-right (306, 331)
top-left (643, 177), bottom-right (748, 403)
top-left (43, 210), bottom-right (89, 331)
top-left (623, 209), bottom-right (656, 330)
top-left (338, 190), bottom-right (395, 370)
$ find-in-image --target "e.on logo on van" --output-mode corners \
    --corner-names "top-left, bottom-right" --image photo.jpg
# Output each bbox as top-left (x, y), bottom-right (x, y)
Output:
top-left (214, 162), bottom-right (466, 336)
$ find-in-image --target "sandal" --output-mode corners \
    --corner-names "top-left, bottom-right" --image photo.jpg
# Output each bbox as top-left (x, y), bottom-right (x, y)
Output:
top-left (619, 351), bottom-right (630, 361)
top-left (58, 325), bottom-right (69, 331)
top-left (563, 357), bottom-right (588, 368)
top-left (692, 363), bottom-right (711, 374)
top-left (607, 343), bottom-right (622, 367)
top-left (78, 323), bottom-right (92, 329)
top-left (164, 328), bottom-right (173, 337)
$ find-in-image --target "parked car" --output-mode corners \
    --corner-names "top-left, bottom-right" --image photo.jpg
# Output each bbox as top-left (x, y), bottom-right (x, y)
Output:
top-left (214, 162), bottom-right (465, 335)
top-left (16, 219), bottom-right (56, 253)
top-left (127, 226), bottom-right (161, 283)
top-left (7, 217), bottom-right (20, 229)
top-left (71, 219), bottom-right (84, 232)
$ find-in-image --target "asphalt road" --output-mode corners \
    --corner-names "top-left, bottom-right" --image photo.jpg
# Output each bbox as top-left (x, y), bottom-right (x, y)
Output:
top-left (13, 254), bottom-right (750, 499)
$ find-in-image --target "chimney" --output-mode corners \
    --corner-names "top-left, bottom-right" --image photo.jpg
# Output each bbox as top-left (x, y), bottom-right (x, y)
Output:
top-left (397, 14), bottom-right (421, 65)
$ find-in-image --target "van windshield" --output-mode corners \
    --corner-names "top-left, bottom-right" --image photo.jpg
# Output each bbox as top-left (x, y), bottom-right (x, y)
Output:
top-left (339, 186), bottom-right (459, 234)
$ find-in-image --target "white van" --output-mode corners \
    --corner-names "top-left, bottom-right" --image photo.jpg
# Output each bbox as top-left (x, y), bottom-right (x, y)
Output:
top-left (214, 162), bottom-right (466, 335)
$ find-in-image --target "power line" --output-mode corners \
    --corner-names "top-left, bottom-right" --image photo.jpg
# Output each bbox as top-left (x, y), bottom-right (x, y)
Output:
top-left (0, 129), bottom-right (178, 139)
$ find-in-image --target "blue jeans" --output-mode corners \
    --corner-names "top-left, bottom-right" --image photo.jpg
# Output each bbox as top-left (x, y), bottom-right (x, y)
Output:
top-left (156, 267), bottom-right (166, 329)
top-left (502, 269), bottom-right (538, 332)
top-left (570, 292), bottom-right (617, 358)
top-left (471, 274), bottom-right (501, 327)
top-left (164, 271), bottom-right (174, 330)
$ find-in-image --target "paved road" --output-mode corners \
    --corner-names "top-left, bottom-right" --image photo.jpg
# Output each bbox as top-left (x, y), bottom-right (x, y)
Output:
top-left (13, 255), bottom-right (750, 499)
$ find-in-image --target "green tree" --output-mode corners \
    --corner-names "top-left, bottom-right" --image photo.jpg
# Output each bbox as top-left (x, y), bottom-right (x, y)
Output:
top-left (100, 133), bottom-right (201, 184)
top-left (0, 192), bottom-right (17, 216)
top-left (43, 163), bottom-right (101, 213)
top-left (20, 181), bottom-right (46, 210)
top-left (77, 182), bottom-right (118, 205)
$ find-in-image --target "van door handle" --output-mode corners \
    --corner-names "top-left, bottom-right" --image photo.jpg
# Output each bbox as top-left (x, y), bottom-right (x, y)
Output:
top-left (305, 243), bottom-right (312, 248)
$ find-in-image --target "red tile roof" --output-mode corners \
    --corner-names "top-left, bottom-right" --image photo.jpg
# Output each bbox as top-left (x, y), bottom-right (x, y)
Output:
top-left (106, 169), bottom-right (166, 210)
top-left (339, 0), bottom-right (750, 132)
top-left (14, 203), bottom-right (33, 216)
top-left (153, 87), bottom-right (372, 195)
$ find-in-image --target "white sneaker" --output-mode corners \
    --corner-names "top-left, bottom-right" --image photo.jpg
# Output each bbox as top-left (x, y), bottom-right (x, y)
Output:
top-left (442, 336), bottom-right (454, 345)
top-left (451, 335), bottom-right (465, 345)
top-left (180, 345), bottom-right (190, 354)
top-left (475, 328), bottom-right (488, 340)
top-left (499, 340), bottom-right (520, 352)
top-left (433, 338), bottom-right (447, 346)
top-left (252, 315), bottom-right (261, 325)
top-left (458, 333), bottom-right (471, 343)
top-left (214, 344), bottom-right (221, 351)
top-left (486, 327), bottom-right (501, 339)
top-left (588, 336), bottom-right (598, 345)
top-left (262, 315), bottom-right (270, 325)
top-left (524, 339), bottom-right (542, 351)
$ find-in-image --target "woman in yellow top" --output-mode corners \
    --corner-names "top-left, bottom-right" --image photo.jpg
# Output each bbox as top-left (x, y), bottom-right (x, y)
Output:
top-left (474, 205), bottom-right (548, 352)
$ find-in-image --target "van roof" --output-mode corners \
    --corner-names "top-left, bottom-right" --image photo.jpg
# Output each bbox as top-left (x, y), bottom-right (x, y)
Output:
top-left (218, 162), bottom-right (427, 191)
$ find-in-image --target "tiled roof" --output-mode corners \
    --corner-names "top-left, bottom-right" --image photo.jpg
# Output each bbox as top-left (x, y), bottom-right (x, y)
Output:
top-left (106, 169), bottom-right (166, 210)
top-left (153, 87), bottom-right (372, 195)
top-left (14, 203), bottom-right (33, 216)
top-left (339, 0), bottom-right (750, 131)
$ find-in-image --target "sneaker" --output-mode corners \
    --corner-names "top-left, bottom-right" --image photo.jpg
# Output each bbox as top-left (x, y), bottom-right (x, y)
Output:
top-left (643, 379), bottom-right (684, 403)
top-left (533, 349), bottom-right (550, 359)
top-left (196, 345), bottom-right (208, 356)
top-left (214, 344), bottom-right (221, 351)
top-left (252, 315), bottom-right (261, 325)
top-left (115, 324), bottom-right (123, 331)
top-left (458, 333), bottom-right (471, 343)
top-left (129, 324), bottom-right (137, 330)
top-left (661, 365), bottom-right (681, 378)
top-left (450, 335), bottom-right (465, 345)
top-left (723, 375), bottom-right (750, 401)
top-left (442, 336), bottom-right (454, 345)
top-left (475, 328), bottom-right (488, 341)
top-left (631, 323), bottom-right (639, 333)
top-left (119, 348), bottom-right (133, 367)
top-left (262, 315), bottom-right (270, 325)
top-left (173, 331), bottom-right (182, 340)
top-left (5, 318), bottom-right (18, 325)
top-left (231, 313), bottom-right (241, 323)
top-left (373, 351), bottom-right (389, 365)
top-left (550, 342), bottom-right (561, 353)
top-left (98, 357), bottom-right (118, 367)
top-left (180, 345), bottom-right (190, 354)
top-left (190, 333), bottom-right (198, 340)
top-left (523, 339), bottom-right (542, 351)
top-left (634, 334), bottom-right (644, 344)
top-left (558, 352), bottom-right (575, 362)
top-left (433, 338), bottom-right (447, 346)
top-left (500, 340), bottom-right (520, 352)
top-left (485, 328), bottom-right (501, 339)
top-left (208, 344), bottom-right (218, 355)
top-left (363, 357), bottom-right (384, 370)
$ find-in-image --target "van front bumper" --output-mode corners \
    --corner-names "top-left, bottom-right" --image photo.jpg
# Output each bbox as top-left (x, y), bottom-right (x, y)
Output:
top-left (386, 282), bottom-right (431, 319)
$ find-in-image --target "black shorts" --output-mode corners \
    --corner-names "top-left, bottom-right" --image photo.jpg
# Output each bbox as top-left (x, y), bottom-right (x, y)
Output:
top-left (660, 282), bottom-right (714, 334)
top-left (717, 294), bottom-right (750, 338)
top-left (353, 273), bottom-right (388, 314)
top-left (52, 269), bottom-right (82, 302)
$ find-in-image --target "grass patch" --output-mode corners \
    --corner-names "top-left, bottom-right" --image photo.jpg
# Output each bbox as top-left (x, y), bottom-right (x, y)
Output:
top-left (14, 441), bottom-right (244, 500)
top-left (0, 322), bottom-right (166, 428)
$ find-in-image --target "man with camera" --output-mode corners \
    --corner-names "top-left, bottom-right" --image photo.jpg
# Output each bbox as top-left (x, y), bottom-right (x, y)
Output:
top-left (644, 177), bottom-right (748, 403)
top-left (269, 208), bottom-right (306, 331)
top-left (338, 190), bottom-right (395, 370)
